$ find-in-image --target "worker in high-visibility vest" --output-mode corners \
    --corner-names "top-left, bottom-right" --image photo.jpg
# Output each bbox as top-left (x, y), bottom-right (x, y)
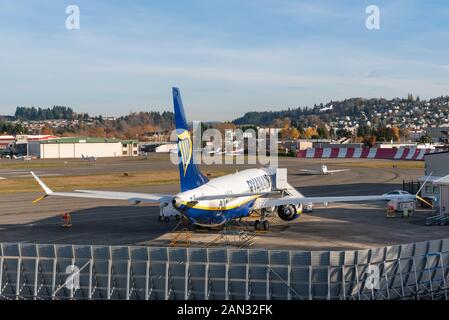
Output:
top-left (62, 212), bottom-right (72, 227)
top-left (386, 205), bottom-right (395, 218)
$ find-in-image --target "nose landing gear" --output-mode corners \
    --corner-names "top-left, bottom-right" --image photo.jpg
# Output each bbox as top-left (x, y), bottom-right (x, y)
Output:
top-left (159, 202), bottom-right (181, 223)
top-left (254, 208), bottom-right (270, 231)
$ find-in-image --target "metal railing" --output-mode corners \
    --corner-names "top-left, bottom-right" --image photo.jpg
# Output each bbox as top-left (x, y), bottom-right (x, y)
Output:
top-left (1, 239), bottom-right (448, 300)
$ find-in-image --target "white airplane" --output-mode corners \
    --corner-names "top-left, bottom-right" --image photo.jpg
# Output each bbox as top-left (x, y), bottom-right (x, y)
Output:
top-left (300, 164), bottom-right (349, 175)
top-left (202, 147), bottom-right (244, 156)
top-left (225, 146), bottom-right (244, 156)
top-left (13, 155), bottom-right (32, 161)
top-left (81, 154), bottom-right (97, 162)
top-left (201, 146), bottom-right (224, 155)
top-left (31, 88), bottom-right (420, 230)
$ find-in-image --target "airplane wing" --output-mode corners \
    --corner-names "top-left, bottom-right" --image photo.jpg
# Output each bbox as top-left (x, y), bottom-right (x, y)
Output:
top-left (73, 190), bottom-right (170, 202)
top-left (252, 194), bottom-right (413, 210)
top-left (30, 172), bottom-right (172, 204)
top-left (299, 169), bottom-right (320, 174)
top-left (194, 191), bottom-right (280, 201)
top-left (251, 173), bottom-right (433, 210)
top-left (326, 169), bottom-right (350, 173)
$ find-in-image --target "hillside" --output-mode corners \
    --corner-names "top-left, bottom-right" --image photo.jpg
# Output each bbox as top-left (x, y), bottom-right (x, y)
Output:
top-left (233, 95), bottom-right (449, 131)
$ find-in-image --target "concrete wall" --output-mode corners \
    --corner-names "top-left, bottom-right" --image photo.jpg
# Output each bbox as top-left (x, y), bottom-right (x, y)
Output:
top-left (425, 152), bottom-right (449, 176)
top-left (28, 142), bottom-right (41, 157)
top-left (121, 142), bottom-right (139, 156)
top-left (440, 185), bottom-right (449, 214)
top-left (427, 126), bottom-right (449, 143)
top-left (297, 140), bottom-right (313, 150)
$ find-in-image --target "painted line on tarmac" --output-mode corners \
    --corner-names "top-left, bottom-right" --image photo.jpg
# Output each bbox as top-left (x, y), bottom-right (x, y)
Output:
top-left (18, 211), bottom-right (158, 227)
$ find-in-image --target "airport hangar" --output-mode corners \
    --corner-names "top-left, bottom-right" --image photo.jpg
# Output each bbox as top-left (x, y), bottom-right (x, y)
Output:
top-left (27, 137), bottom-right (139, 159)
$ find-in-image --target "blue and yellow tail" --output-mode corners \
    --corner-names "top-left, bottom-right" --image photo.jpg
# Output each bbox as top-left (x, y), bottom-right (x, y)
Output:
top-left (172, 87), bottom-right (209, 192)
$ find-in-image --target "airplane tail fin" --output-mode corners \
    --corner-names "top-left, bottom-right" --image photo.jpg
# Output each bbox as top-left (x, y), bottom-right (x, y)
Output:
top-left (172, 87), bottom-right (209, 192)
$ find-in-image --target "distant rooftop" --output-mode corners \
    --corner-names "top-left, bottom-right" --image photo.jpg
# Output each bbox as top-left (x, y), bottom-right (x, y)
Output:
top-left (38, 137), bottom-right (138, 144)
top-left (434, 175), bottom-right (449, 185)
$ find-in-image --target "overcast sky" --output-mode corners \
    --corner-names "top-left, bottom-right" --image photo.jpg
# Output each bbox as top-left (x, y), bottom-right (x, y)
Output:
top-left (1, 0), bottom-right (448, 121)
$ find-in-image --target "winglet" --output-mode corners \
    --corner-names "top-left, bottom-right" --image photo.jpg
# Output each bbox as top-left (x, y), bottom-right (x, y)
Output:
top-left (31, 171), bottom-right (53, 195)
top-left (416, 172), bottom-right (433, 195)
top-left (415, 172), bottom-right (434, 208)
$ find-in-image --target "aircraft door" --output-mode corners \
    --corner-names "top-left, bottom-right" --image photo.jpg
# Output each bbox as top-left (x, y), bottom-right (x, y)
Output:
top-left (217, 199), bottom-right (226, 222)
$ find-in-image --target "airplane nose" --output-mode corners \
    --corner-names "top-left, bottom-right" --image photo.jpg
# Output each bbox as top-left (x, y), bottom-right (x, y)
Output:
top-left (172, 196), bottom-right (183, 208)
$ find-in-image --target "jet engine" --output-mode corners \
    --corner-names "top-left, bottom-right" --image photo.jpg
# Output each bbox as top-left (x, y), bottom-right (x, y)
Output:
top-left (277, 204), bottom-right (299, 221)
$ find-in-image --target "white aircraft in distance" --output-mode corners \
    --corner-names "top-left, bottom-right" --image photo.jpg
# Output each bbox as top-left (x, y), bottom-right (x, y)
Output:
top-left (200, 146), bottom-right (224, 155)
top-left (202, 147), bottom-right (244, 156)
top-left (299, 164), bottom-right (349, 175)
top-left (81, 154), bottom-right (97, 162)
top-left (31, 87), bottom-right (427, 231)
top-left (13, 155), bottom-right (32, 161)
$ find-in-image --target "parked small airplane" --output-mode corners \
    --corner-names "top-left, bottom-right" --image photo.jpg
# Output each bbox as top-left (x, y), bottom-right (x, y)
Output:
top-left (202, 147), bottom-right (244, 156)
top-left (202, 146), bottom-right (223, 155)
top-left (300, 164), bottom-right (349, 175)
top-left (31, 88), bottom-right (422, 230)
top-left (13, 155), bottom-right (32, 161)
top-left (81, 154), bottom-right (97, 162)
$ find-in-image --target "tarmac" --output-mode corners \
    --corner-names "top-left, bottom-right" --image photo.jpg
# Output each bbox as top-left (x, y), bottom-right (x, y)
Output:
top-left (0, 155), bottom-right (446, 251)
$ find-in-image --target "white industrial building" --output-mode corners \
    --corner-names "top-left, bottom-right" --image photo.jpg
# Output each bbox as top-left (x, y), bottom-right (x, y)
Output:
top-left (28, 137), bottom-right (139, 159)
top-left (419, 151), bottom-right (449, 214)
top-left (426, 126), bottom-right (449, 143)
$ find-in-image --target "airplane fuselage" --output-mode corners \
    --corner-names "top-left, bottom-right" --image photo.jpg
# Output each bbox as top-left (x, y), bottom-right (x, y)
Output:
top-left (173, 168), bottom-right (272, 226)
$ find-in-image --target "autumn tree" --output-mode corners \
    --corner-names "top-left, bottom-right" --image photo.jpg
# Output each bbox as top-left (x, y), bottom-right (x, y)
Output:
top-left (368, 135), bottom-right (377, 147)
top-left (41, 126), bottom-right (54, 135)
top-left (317, 126), bottom-right (330, 139)
top-left (391, 127), bottom-right (400, 142)
top-left (303, 127), bottom-right (319, 139)
top-left (289, 127), bottom-right (300, 139)
top-left (400, 128), bottom-right (411, 141)
top-left (213, 122), bottom-right (237, 135)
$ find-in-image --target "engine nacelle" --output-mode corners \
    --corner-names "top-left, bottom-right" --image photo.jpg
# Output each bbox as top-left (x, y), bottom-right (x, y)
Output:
top-left (277, 205), bottom-right (299, 221)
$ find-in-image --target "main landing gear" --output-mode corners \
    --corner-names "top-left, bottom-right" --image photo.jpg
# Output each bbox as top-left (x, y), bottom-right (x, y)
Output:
top-left (254, 219), bottom-right (269, 231)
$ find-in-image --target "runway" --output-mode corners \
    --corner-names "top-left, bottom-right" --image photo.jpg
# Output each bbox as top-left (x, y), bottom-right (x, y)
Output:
top-left (0, 155), bottom-right (444, 250)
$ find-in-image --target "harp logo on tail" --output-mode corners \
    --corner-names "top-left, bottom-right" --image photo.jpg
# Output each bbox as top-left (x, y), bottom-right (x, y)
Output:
top-left (176, 129), bottom-right (192, 176)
